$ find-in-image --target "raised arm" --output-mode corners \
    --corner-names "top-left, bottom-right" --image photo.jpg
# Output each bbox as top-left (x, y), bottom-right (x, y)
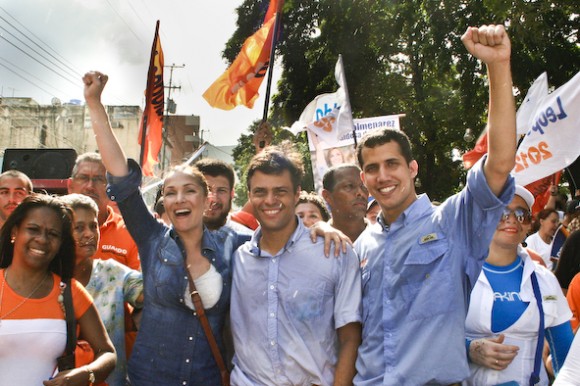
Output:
top-left (83, 72), bottom-right (129, 177)
top-left (462, 25), bottom-right (516, 196)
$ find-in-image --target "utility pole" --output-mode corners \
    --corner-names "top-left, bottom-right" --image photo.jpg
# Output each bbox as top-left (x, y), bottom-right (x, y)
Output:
top-left (161, 63), bottom-right (185, 171)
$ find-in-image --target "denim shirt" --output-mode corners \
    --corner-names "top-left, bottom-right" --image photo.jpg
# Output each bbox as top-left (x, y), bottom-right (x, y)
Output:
top-left (354, 156), bottom-right (515, 385)
top-left (106, 159), bottom-right (241, 386)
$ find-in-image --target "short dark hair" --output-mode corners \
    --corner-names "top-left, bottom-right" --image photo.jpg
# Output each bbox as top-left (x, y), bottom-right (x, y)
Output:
top-left (246, 142), bottom-right (304, 192)
top-left (195, 158), bottom-right (235, 190)
top-left (0, 169), bottom-right (33, 192)
top-left (0, 194), bottom-right (76, 280)
top-left (297, 191), bottom-right (330, 221)
top-left (356, 128), bottom-right (413, 167)
top-left (323, 164), bottom-right (361, 192)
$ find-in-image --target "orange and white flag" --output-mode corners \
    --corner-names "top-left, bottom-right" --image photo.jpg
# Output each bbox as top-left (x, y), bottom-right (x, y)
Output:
top-left (202, 0), bottom-right (283, 110)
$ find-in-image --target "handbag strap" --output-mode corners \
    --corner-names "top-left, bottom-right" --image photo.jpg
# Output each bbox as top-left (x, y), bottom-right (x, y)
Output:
top-left (529, 271), bottom-right (544, 386)
top-left (63, 279), bottom-right (77, 356)
top-left (185, 268), bottom-right (230, 386)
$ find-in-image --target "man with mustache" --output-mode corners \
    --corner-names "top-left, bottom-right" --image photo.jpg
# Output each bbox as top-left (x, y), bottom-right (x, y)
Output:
top-left (322, 164), bottom-right (370, 242)
top-left (68, 152), bottom-right (140, 270)
top-left (0, 169), bottom-right (32, 229)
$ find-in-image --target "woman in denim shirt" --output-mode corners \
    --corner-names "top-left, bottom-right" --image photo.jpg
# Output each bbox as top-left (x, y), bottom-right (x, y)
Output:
top-left (83, 71), bottom-right (235, 385)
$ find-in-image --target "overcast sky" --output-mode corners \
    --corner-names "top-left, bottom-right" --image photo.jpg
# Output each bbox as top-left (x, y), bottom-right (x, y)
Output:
top-left (0, 0), bottom-right (281, 146)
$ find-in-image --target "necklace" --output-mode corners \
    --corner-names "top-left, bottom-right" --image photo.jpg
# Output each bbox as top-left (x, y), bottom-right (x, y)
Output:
top-left (0, 268), bottom-right (49, 324)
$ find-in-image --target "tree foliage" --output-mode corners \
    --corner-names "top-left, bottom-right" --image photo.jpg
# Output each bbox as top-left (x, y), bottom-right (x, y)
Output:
top-left (227, 0), bottom-right (579, 201)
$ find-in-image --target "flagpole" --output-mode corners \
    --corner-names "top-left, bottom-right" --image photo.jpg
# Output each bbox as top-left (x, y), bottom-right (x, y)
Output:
top-left (337, 54), bottom-right (357, 149)
top-left (140, 20), bottom-right (160, 169)
top-left (261, 5), bottom-right (283, 122)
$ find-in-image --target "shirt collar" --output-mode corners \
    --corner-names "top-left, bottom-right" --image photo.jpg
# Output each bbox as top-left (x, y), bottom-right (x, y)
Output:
top-left (249, 215), bottom-right (304, 257)
top-left (376, 194), bottom-right (432, 231)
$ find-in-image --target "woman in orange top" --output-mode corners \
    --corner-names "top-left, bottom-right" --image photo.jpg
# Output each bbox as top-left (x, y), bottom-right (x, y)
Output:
top-left (0, 194), bottom-right (116, 386)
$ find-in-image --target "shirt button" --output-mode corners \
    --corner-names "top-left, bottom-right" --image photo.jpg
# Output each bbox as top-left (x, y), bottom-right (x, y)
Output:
top-left (193, 311), bottom-right (197, 316)
top-left (272, 258), bottom-right (277, 263)
top-left (185, 359), bottom-right (190, 363)
top-left (269, 312), bottom-right (275, 318)
top-left (270, 284), bottom-right (275, 290)
top-left (270, 340), bottom-right (276, 346)
top-left (188, 336), bottom-right (193, 341)
top-left (179, 299), bottom-right (184, 303)
top-left (182, 381), bottom-right (187, 385)
top-left (163, 258), bottom-right (168, 262)
top-left (110, 195), bottom-right (116, 200)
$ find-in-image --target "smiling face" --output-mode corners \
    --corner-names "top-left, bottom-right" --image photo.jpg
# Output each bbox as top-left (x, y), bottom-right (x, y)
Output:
top-left (72, 207), bottom-right (100, 263)
top-left (249, 170), bottom-right (300, 235)
top-left (162, 170), bottom-right (208, 234)
top-left (360, 141), bottom-right (418, 224)
top-left (328, 148), bottom-right (345, 167)
top-left (492, 195), bottom-right (532, 249)
top-left (11, 206), bottom-right (63, 272)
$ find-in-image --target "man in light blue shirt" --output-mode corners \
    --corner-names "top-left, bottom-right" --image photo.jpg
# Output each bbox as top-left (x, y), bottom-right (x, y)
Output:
top-left (231, 145), bottom-right (362, 386)
top-left (354, 24), bottom-right (517, 385)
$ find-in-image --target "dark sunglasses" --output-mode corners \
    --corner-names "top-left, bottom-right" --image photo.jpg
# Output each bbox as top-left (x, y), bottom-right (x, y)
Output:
top-left (500, 207), bottom-right (532, 225)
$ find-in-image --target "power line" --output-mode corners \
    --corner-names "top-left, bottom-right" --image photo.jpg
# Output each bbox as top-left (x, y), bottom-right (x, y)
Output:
top-left (0, 61), bottom-right (59, 98)
top-left (0, 35), bottom-right (81, 89)
top-left (0, 57), bottom-right (70, 96)
top-left (0, 9), bottom-right (82, 78)
top-left (104, 0), bottom-right (144, 44)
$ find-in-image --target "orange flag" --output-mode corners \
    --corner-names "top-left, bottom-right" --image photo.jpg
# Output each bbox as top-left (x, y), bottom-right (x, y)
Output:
top-left (203, 0), bottom-right (282, 110)
top-left (139, 20), bottom-right (164, 176)
top-left (462, 130), bottom-right (488, 169)
top-left (526, 172), bottom-right (562, 216)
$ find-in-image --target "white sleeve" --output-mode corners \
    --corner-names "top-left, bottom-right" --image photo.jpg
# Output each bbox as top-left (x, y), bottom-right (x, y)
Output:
top-left (553, 333), bottom-right (580, 385)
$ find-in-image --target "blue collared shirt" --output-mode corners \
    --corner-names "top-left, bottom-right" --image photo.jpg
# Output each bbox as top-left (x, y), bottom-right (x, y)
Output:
top-left (230, 217), bottom-right (362, 386)
top-left (106, 159), bottom-right (248, 386)
top-left (354, 157), bottom-right (515, 385)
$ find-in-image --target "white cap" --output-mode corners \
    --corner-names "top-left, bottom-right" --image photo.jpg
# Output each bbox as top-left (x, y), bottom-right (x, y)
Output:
top-left (514, 185), bottom-right (534, 210)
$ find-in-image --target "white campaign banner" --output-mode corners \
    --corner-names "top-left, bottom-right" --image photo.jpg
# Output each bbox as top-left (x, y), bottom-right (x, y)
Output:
top-left (307, 114), bottom-right (401, 194)
top-left (514, 71), bottom-right (580, 186)
top-left (288, 55), bottom-right (354, 144)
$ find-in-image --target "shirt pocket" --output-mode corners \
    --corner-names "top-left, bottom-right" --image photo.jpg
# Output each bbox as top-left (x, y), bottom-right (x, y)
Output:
top-left (400, 237), bottom-right (453, 320)
top-left (286, 279), bottom-right (328, 322)
top-left (153, 246), bottom-right (184, 304)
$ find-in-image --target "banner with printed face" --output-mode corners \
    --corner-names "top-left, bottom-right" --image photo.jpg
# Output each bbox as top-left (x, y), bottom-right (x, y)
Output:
top-left (514, 71), bottom-right (580, 186)
top-left (307, 115), bottom-right (400, 194)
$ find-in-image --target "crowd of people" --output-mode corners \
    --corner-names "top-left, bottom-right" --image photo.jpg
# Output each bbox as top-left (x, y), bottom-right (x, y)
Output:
top-left (2, 23), bottom-right (580, 386)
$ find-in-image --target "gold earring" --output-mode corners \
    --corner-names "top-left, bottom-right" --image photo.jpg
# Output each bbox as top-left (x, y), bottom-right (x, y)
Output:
top-left (10, 237), bottom-right (15, 244)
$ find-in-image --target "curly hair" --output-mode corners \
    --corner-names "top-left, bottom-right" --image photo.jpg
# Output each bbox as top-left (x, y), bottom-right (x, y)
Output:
top-left (297, 191), bottom-right (330, 222)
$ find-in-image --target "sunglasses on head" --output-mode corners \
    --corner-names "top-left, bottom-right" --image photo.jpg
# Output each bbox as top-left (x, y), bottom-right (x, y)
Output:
top-left (500, 207), bottom-right (532, 225)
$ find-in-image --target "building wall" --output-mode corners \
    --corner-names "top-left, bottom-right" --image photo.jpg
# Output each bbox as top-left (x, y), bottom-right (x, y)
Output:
top-left (0, 97), bottom-right (142, 168)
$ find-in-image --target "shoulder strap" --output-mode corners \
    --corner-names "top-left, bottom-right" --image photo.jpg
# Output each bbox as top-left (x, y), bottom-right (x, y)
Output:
top-left (63, 279), bottom-right (77, 356)
top-left (529, 271), bottom-right (544, 386)
top-left (185, 269), bottom-right (230, 386)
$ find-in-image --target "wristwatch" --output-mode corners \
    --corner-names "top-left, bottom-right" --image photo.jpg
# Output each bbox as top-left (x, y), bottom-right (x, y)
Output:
top-left (86, 366), bottom-right (95, 385)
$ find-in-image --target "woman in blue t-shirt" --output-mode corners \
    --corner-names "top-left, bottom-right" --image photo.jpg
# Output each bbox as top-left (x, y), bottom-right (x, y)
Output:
top-left (464, 185), bottom-right (574, 386)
